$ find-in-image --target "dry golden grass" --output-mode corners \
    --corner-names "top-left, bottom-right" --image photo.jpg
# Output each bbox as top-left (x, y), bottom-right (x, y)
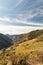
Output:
top-left (12, 38), bottom-right (43, 56)
top-left (0, 33), bottom-right (43, 65)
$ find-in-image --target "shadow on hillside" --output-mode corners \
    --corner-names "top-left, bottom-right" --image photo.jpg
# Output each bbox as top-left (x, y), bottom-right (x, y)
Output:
top-left (0, 33), bottom-right (13, 50)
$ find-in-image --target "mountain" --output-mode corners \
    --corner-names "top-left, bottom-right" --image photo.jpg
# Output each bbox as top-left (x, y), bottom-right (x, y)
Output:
top-left (0, 33), bottom-right (12, 49)
top-left (0, 29), bottom-right (43, 65)
top-left (0, 29), bottom-right (43, 50)
top-left (28, 29), bottom-right (43, 40)
top-left (6, 34), bottom-right (19, 41)
top-left (10, 29), bottom-right (43, 44)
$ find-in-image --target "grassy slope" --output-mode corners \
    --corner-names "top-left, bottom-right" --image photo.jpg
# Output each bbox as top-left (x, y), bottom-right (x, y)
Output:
top-left (0, 30), bottom-right (43, 65)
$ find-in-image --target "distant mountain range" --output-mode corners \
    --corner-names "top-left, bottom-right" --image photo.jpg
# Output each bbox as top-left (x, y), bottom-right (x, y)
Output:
top-left (7, 29), bottom-right (43, 44)
top-left (0, 29), bottom-right (43, 49)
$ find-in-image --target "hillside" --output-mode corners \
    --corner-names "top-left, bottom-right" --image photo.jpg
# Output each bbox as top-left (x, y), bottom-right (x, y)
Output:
top-left (0, 29), bottom-right (43, 65)
top-left (0, 33), bottom-right (12, 49)
top-left (12, 29), bottom-right (43, 44)
top-left (28, 29), bottom-right (43, 40)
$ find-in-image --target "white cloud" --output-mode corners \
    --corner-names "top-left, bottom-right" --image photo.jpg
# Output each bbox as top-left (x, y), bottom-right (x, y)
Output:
top-left (27, 13), bottom-right (37, 19)
top-left (21, 8), bottom-right (43, 19)
top-left (24, 13), bottom-right (38, 19)
top-left (10, 0), bottom-right (23, 9)
top-left (0, 17), bottom-right (10, 22)
top-left (13, 18), bottom-right (43, 26)
top-left (0, 24), bottom-right (43, 35)
top-left (0, 17), bottom-right (43, 26)
top-left (15, 0), bottom-right (23, 7)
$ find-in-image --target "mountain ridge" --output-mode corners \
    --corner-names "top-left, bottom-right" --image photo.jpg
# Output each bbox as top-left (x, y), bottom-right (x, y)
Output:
top-left (0, 29), bottom-right (43, 49)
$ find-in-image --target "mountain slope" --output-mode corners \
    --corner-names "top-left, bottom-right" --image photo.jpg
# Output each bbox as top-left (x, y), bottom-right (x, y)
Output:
top-left (0, 33), bottom-right (12, 49)
top-left (28, 29), bottom-right (43, 40)
top-left (0, 29), bottom-right (43, 65)
top-left (11, 29), bottom-right (43, 44)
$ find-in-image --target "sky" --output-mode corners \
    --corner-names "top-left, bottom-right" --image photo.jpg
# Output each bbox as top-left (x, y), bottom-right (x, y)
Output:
top-left (0, 0), bottom-right (43, 34)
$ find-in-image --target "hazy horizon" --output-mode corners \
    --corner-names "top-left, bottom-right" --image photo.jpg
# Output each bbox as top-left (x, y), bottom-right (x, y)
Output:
top-left (0, 0), bottom-right (43, 34)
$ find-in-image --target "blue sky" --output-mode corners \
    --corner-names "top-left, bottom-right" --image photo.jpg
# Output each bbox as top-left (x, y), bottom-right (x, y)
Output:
top-left (0, 0), bottom-right (43, 34)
